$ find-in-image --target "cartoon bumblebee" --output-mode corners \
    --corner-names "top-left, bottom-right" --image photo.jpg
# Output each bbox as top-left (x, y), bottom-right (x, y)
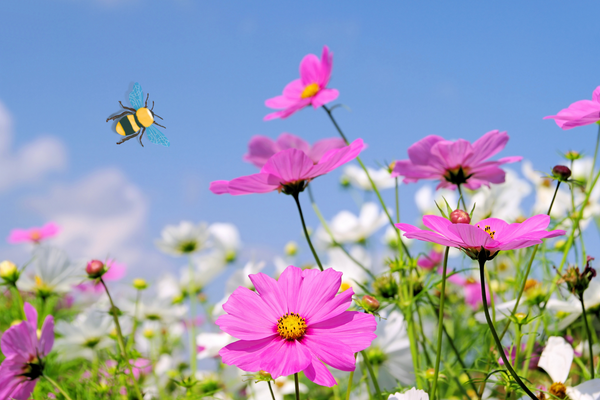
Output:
top-left (106, 82), bottom-right (170, 147)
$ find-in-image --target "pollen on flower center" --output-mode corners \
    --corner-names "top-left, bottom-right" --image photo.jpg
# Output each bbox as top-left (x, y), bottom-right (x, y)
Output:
top-left (477, 224), bottom-right (496, 239)
top-left (277, 312), bottom-right (307, 340)
top-left (549, 382), bottom-right (567, 399)
top-left (301, 83), bottom-right (320, 99)
top-left (30, 230), bottom-right (41, 241)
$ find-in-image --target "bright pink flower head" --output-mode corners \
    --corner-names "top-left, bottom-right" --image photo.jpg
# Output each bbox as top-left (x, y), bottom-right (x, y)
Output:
top-left (7, 222), bottom-right (60, 244)
top-left (216, 266), bottom-right (377, 387)
top-left (544, 86), bottom-right (600, 129)
top-left (396, 214), bottom-right (565, 260)
top-left (210, 138), bottom-right (364, 196)
top-left (417, 249), bottom-right (444, 270)
top-left (392, 130), bottom-right (522, 190)
top-left (244, 133), bottom-right (346, 169)
top-left (264, 46), bottom-right (339, 121)
top-left (444, 269), bottom-right (490, 310)
top-left (0, 303), bottom-right (54, 400)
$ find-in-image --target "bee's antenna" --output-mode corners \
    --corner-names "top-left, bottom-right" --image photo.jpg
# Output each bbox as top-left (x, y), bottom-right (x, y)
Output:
top-left (154, 121), bottom-right (166, 129)
top-left (145, 93), bottom-right (150, 108)
top-left (153, 113), bottom-right (164, 120)
top-left (151, 101), bottom-right (155, 111)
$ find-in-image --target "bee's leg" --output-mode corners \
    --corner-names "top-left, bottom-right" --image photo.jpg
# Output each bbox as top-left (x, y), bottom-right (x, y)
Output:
top-left (106, 111), bottom-right (132, 123)
top-left (154, 121), bottom-right (166, 129)
top-left (118, 101), bottom-right (137, 112)
top-left (138, 128), bottom-right (146, 147)
top-left (116, 132), bottom-right (140, 145)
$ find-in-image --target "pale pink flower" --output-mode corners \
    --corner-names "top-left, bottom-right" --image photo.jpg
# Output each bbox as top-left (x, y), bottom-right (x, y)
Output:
top-left (244, 133), bottom-right (346, 168)
top-left (7, 222), bottom-right (60, 244)
top-left (75, 260), bottom-right (126, 294)
top-left (392, 130), bottom-right (522, 190)
top-left (417, 249), bottom-right (444, 270)
top-left (210, 139), bottom-right (363, 196)
top-left (264, 46), bottom-right (339, 121)
top-left (0, 303), bottom-right (54, 400)
top-left (396, 214), bottom-right (565, 260)
top-left (444, 268), bottom-right (490, 310)
top-left (216, 266), bottom-right (377, 387)
top-left (544, 86), bottom-right (600, 129)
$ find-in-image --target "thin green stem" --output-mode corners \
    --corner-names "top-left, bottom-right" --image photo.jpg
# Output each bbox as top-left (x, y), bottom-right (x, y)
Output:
top-left (268, 381), bottom-right (277, 400)
top-left (43, 374), bottom-right (75, 400)
top-left (10, 284), bottom-right (26, 320)
top-left (456, 184), bottom-right (468, 211)
top-left (579, 293), bottom-right (596, 379)
top-left (431, 247), bottom-right (450, 400)
top-left (187, 255), bottom-right (198, 376)
top-left (127, 289), bottom-right (142, 351)
top-left (515, 324), bottom-right (522, 369)
top-left (361, 350), bottom-right (383, 400)
top-left (477, 253), bottom-right (537, 400)
top-left (346, 353), bottom-right (358, 400)
top-left (395, 177), bottom-right (400, 224)
top-left (294, 372), bottom-right (301, 400)
top-left (292, 193), bottom-right (323, 271)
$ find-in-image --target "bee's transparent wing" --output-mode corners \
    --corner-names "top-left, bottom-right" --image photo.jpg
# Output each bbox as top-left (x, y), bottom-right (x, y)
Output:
top-left (129, 82), bottom-right (144, 110)
top-left (145, 125), bottom-right (170, 147)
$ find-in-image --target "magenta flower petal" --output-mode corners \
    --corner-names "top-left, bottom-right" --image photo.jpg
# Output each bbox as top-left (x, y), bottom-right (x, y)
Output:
top-left (468, 130), bottom-right (509, 164)
top-left (248, 273), bottom-right (288, 317)
top-left (448, 224), bottom-right (498, 249)
top-left (302, 334), bottom-right (355, 371)
top-left (261, 338), bottom-right (312, 379)
top-left (7, 222), bottom-right (60, 244)
top-left (221, 286), bottom-right (281, 329)
top-left (300, 54), bottom-right (322, 86)
top-left (224, 174), bottom-right (279, 195)
top-left (0, 360), bottom-right (37, 400)
top-left (297, 268), bottom-right (342, 321)
top-left (219, 337), bottom-right (277, 372)
top-left (39, 315), bottom-right (55, 357)
top-left (312, 88), bottom-right (339, 109)
top-left (308, 286), bottom-right (354, 325)
top-left (277, 265), bottom-right (303, 312)
top-left (261, 148), bottom-right (315, 183)
top-left (544, 86), bottom-right (600, 129)
top-left (308, 138), bottom-right (347, 163)
top-left (304, 356), bottom-right (338, 387)
top-left (309, 311), bottom-right (377, 353)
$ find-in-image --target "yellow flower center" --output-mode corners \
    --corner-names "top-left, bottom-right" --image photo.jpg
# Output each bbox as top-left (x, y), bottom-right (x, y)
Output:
top-left (477, 224), bottom-right (496, 239)
top-left (340, 281), bottom-right (351, 292)
top-left (277, 312), bottom-right (307, 340)
top-left (549, 382), bottom-right (567, 399)
top-left (30, 230), bottom-right (41, 241)
top-left (301, 83), bottom-right (320, 99)
top-left (524, 278), bottom-right (540, 291)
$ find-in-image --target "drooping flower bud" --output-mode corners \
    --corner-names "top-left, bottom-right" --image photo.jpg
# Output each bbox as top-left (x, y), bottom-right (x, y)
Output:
top-left (86, 259), bottom-right (106, 279)
top-left (552, 165), bottom-right (572, 181)
top-left (361, 295), bottom-right (380, 312)
top-left (132, 278), bottom-right (148, 290)
top-left (559, 256), bottom-right (596, 296)
top-left (450, 209), bottom-right (471, 224)
top-left (0, 260), bottom-right (19, 284)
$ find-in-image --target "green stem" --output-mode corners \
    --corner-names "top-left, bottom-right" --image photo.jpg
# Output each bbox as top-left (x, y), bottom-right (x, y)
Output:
top-left (100, 279), bottom-right (144, 400)
top-left (515, 324), bottom-right (522, 369)
top-left (43, 374), bottom-right (75, 400)
top-left (268, 381), bottom-right (277, 400)
top-left (294, 372), bottom-right (301, 400)
top-left (187, 255), bottom-right (198, 376)
top-left (477, 252), bottom-right (537, 400)
top-left (361, 350), bottom-right (383, 400)
top-left (579, 293), bottom-right (596, 379)
top-left (10, 284), bottom-right (26, 320)
top-left (127, 289), bottom-right (142, 351)
top-left (456, 184), bottom-right (468, 211)
top-left (292, 193), bottom-right (323, 271)
top-left (431, 247), bottom-right (450, 400)
top-left (323, 105), bottom-right (411, 260)
top-left (395, 177), bottom-right (400, 224)
top-left (346, 354), bottom-right (358, 400)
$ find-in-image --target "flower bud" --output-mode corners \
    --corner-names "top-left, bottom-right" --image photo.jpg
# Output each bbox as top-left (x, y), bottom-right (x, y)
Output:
top-left (552, 165), bottom-right (572, 181)
top-left (373, 275), bottom-right (398, 299)
top-left (565, 150), bottom-right (581, 161)
top-left (514, 313), bottom-right (527, 325)
top-left (361, 295), bottom-right (380, 312)
top-left (284, 241), bottom-right (298, 256)
top-left (132, 278), bottom-right (148, 290)
top-left (86, 260), bottom-right (106, 279)
top-left (450, 209), bottom-right (470, 224)
top-left (0, 260), bottom-right (19, 283)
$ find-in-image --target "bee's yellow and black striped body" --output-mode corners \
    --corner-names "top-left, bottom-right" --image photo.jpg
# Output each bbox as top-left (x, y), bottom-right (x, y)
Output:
top-left (115, 107), bottom-right (155, 136)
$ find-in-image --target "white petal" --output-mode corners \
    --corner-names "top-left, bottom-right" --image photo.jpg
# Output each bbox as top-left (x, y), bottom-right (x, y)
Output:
top-left (538, 336), bottom-right (574, 383)
top-left (566, 379), bottom-right (600, 400)
top-left (387, 388), bottom-right (429, 400)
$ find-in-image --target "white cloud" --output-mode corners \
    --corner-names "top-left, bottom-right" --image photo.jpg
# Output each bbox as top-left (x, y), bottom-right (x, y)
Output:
top-left (0, 101), bottom-right (67, 192)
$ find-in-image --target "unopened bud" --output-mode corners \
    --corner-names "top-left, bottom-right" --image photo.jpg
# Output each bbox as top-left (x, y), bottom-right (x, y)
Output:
top-left (340, 176), bottom-right (351, 187)
top-left (132, 278), bottom-right (148, 290)
top-left (552, 165), bottom-right (572, 181)
top-left (86, 260), bottom-right (106, 279)
top-left (425, 368), bottom-right (436, 379)
top-left (450, 209), bottom-right (470, 224)
top-left (362, 295), bottom-right (380, 312)
top-left (565, 151), bottom-right (581, 161)
top-left (284, 241), bottom-right (298, 256)
top-left (0, 260), bottom-right (19, 283)
top-left (514, 313), bottom-right (527, 325)
top-left (259, 370), bottom-right (272, 379)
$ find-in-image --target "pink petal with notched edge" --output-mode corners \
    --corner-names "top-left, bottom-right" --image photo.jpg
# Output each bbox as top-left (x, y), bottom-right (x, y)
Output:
top-left (392, 160), bottom-right (440, 180)
top-left (422, 215), bottom-right (462, 241)
top-left (103, 261), bottom-right (126, 281)
top-left (226, 174), bottom-right (280, 195)
top-left (499, 215), bottom-right (550, 242)
top-left (498, 239), bottom-right (543, 251)
top-left (308, 138), bottom-right (347, 164)
top-left (312, 88), bottom-right (339, 108)
top-left (209, 180), bottom-right (232, 195)
top-left (243, 135), bottom-right (278, 168)
top-left (38, 315), bottom-right (54, 357)
top-left (39, 222), bottom-right (60, 238)
top-left (296, 268), bottom-right (342, 321)
top-left (447, 224), bottom-right (498, 249)
top-left (308, 311), bottom-right (377, 353)
top-left (0, 323), bottom-right (33, 359)
top-left (265, 94), bottom-right (297, 109)
top-left (400, 229), bottom-right (462, 248)
top-left (299, 54), bottom-right (322, 87)
top-left (282, 79), bottom-right (305, 99)
top-left (407, 135), bottom-right (446, 166)
top-left (301, 334), bottom-right (355, 371)
top-left (431, 139), bottom-right (474, 169)
top-left (467, 130), bottom-right (507, 165)
top-left (24, 303), bottom-right (38, 328)
top-left (260, 337), bottom-right (312, 379)
top-left (308, 286), bottom-right (354, 325)
top-left (319, 46), bottom-right (333, 87)
top-left (220, 286), bottom-right (280, 330)
top-left (276, 133), bottom-right (311, 154)
top-left (311, 139), bottom-right (364, 177)
top-left (263, 99), bottom-right (311, 121)
top-left (216, 314), bottom-right (276, 340)
top-left (219, 337), bottom-right (277, 372)
top-left (277, 265), bottom-right (303, 313)
top-left (249, 272), bottom-right (288, 317)
top-left (261, 148), bottom-right (314, 183)
top-left (303, 355), bottom-right (338, 387)
top-left (474, 218), bottom-right (510, 237)
top-left (544, 86), bottom-right (600, 129)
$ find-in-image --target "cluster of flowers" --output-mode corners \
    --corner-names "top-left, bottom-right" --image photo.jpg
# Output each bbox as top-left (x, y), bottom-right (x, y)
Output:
top-left (1, 46), bottom-right (600, 400)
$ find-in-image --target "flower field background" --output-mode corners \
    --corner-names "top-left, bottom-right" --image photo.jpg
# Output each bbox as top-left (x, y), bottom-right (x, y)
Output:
top-left (1, 2), bottom-right (600, 400)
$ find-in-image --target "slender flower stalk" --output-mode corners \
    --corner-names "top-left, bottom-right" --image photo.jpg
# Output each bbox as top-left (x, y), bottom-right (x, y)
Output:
top-left (579, 293), bottom-right (595, 378)
top-left (268, 381), bottom-right (276, 400)
top-left (11, 285), bottom-right (26, 320)
top-left (43, 374), bottom-right (74, 400)
top-left (292, 193), bottom-right (323, 271)
top-left (99, 279), bottom-right (144, 400)
top-left (323, 105), bottom-right (411, 259)
top-left (456, 184), bottom-right (467, 211)
top-left (477, 251), bottom-right (537, 400)
top-left (361, 350), bottom-right (383, 400)
top-left (431, 247), bottom-right (450, 400)
top-left (187, 255), bottom-right (198, 375)
top-left (294, 373), bottom-right (300, 400)
top-left (345, 353), bottom-right (358, 400)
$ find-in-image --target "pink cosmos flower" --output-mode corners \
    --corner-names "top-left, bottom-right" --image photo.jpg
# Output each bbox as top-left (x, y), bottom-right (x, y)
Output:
top-left (392, 130), bottom-right (522, 190)
top-left (396, 214), bottom-right (565, 260)
top-left (264, 45), bottom-right (339, 121)
top-left (210, 139), bottom-right (364, 196)
top-left (75, 260), bottom-right (126, 294)
top-left (444, 268), bottom-right (490, 310)
top-left (7, 222), bottom-right (60, 244)
top-left (244, 133), bottom-right (346, 168)
top-left (0, 303), bottom-right (54, 400)
top-left (544, 86), bottom-right (600, 129)
top-left (216, 265), bottom-right (377, 387)
top-left (417, 249), bottom-right (444, 270)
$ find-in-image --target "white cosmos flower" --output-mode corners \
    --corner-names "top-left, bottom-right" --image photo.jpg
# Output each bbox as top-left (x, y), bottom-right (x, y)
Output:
top-left (324, 246), bottom-right (370, 292)
top-left (341, 164), bottom-right (396, 191)
top-left (388, 388), bottom-right (429, 400)
top-left (208, 222), bottom-right (241, 263)
top-left (316, 202), bottom-right (388, 245)
top-left (546, 280), bottom-right (600, 330)
top-left (212, 261), bottom-right (265, 319)
top-left (468, 169), bottom-right (531, 222)
top-left (196, 332), bottom-right (235, 359)
top-left (522, 161), bottom-right (571, 219)
top-left (247, 376), bottom-right (307, 400)
top-left (53, 309), bottom-right (113, 361)
top-left (538, 336), bottom-right (600, 400)
top-left (17, 246), bottom-right (83, 296)
top-left (155, 221), bottom-right (210, 256)
top-left (415, 185), bottom-right (458, 216)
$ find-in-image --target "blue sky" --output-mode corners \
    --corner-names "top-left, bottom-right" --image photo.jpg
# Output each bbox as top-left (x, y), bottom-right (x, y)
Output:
top-left (1, 1), bottom-right (599, 288)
